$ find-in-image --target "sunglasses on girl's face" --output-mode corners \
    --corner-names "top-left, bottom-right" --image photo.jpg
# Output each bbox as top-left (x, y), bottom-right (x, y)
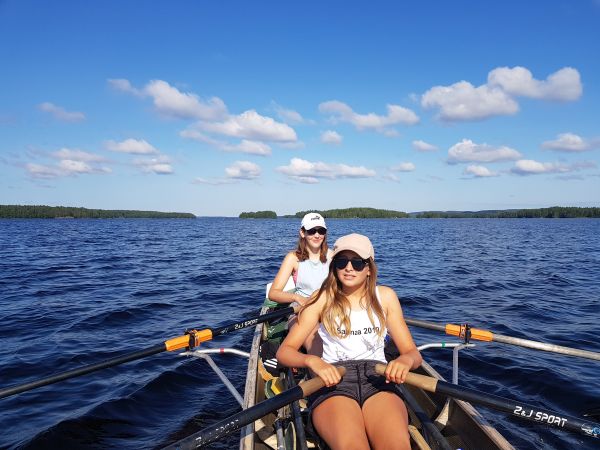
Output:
top-left (306, 227), bottom-right (327, 236)
top-left (334, 257), bottom-right (368, 271)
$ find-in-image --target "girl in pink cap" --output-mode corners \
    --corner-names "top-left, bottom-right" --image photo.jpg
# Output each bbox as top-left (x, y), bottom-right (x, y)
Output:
top-left (277, 233), bottom-right (422, 450)
top-left (268, 212), bottom-right (330, 354)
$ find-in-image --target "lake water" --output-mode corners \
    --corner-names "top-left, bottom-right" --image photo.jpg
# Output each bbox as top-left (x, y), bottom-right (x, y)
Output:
top-left (1, 218), bottom-right (599, 449)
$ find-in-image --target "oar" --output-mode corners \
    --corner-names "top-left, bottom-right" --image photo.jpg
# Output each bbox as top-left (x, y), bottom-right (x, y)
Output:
top-left (374, 364), bottom-right (600, 440)
top-left (0, 305), bottom-right (297, 400)
top-left (162, 367), bottom-right (346, 450)
top-left (405, 317), bottom-right (600, 361)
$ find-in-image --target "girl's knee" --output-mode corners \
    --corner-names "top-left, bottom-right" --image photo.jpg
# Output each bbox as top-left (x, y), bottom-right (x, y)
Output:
top-left (326, 433), bottom-right (370, 450)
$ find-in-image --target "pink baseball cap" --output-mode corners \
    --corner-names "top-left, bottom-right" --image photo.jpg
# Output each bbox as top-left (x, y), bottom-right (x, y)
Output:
top-left (331, 233), bottom-right (375, 260)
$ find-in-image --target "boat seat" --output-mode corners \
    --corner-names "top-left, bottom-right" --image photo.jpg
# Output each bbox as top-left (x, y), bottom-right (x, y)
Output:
top-left (265, 377), bottom-right (285, 399)
top-left (265, 276), bottom-right (296, 307)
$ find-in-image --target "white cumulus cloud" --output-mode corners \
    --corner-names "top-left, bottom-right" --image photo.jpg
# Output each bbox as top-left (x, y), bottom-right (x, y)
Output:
top-left (541, 133), bottom-right (598, 152)
top-left (180, 129), bottom-right (272, 156)
top-left (26, 163), bottom-right (64, 179)
top-left (223, 140), bottom-right (271, 156)
top-left (108, 78), bottom-right (227, 120)
top-left (198, 110), bottom-right (297, 143)
top-left (107, 78), bottom-right (144, 96)
top-left (391, 162), bottom-right (415, 172)
top-left (488, 66), bottom-right (582, 101)
top-left (52, 148), bottom-right (107, 162)
top-left (319, 100), bottom-right (419, 133)
top-left (58, 159), bottom-right (94, 174)
top-left (277, 157), bottom-right (376, 183)
top-left (448, 139), bottom-right (522, 164)
top-left (271, 102), bottom-right (314, 125)
top-left (38, 102), bottom-right (85, 122)
top-left (26, 154), bottom-right (111, 179)
top-left (105, 139), bottom-right (159, 155)
top-left (321, 130), bottom-right (343, 145)
top-left (145, 80), bottom-right (227, 120)
top-left (422, 82), bottom-right (518, 121)
top-left (109, 79), bottom-right (298, 148)
top-left (133, 155), bottom-right (173, 174)
top-left (511, 159), bottom-right (596, 176)
top-left (192, 177), bottom-right (234, 185)
top-left (225, 161), bottom-right (261, 179)
top-left (422, 66), bottom-right (582, 122)
top-left (464, 165), bottom-right (498, 177)
top-left (412, 140), bottom-right (438, 152)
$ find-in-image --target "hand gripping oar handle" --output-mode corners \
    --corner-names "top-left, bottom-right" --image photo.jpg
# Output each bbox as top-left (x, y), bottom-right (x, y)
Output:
top-left (374, 364), bottom-right (600, 440)
top-left (163, 367), bottom-right (346, 450)
top-left (0, 305), bottom-right (298, 400)
top-left (404, 317), bottom-right (600, 362)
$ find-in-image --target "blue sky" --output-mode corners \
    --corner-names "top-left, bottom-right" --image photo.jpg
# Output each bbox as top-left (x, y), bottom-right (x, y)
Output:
top-left (1, 1), bottom-right (599, 216)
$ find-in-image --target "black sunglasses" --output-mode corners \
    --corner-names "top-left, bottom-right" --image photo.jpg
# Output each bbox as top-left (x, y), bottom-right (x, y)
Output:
top-left (306, 227), bottom-right (327, 236)
top-left (334, 257), bottom-right (369, 271)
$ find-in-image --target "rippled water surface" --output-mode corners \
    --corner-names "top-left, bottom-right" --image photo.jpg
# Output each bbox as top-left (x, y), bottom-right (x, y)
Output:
top-left (1, 218), bottom-right (599, 449)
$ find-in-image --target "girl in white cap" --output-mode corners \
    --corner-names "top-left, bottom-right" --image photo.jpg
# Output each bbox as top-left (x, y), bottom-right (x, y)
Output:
top-left (277, 233), bottom-right (422, 450)
top-left (268, 212), bottom-right (330, 354)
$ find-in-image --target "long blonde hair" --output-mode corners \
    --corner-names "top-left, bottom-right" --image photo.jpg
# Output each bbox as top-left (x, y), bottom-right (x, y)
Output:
top-left (302, 257), bottom-right (386, 338)
top-left (294, 228), bottom-right (328, 263)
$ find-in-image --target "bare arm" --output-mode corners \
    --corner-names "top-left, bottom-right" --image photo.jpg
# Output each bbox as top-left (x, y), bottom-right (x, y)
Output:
top-left (276, 296), bottom-right (341, 386)
top-left (268, 252), bottom-right (304, 304)
top-left (380, 285), bottom-right (422, 383)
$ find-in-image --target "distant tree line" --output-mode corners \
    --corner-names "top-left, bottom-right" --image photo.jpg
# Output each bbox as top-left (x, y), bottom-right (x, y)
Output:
top-left (239, 210), bottom-right (277, 218)
top-left (0, 205), bottom-right (196, 219)
top-left (238, 206), bottom-right (600, 220)
top-left (414, 207), bottom-right (600, 218)
top-left (295, 207), bottom-right (409, 219)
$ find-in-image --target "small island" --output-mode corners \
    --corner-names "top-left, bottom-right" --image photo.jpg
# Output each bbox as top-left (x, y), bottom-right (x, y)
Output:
top-left (0, 205), bottom-right (196, 219)
top-left (294, 207), bottom-right (409, 219)
top-left (239, 210), bottom-right (277, 219)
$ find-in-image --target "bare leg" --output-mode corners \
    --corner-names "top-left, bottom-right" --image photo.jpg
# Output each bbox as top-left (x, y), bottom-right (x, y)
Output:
top-left (312, 396), bottom-right (370, 450)
top-left (362, 391), bottom-right (410, 450)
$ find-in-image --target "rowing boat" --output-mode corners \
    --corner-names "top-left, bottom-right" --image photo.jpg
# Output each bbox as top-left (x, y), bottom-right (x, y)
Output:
top-left (239, 299), bottom-right (515, 450)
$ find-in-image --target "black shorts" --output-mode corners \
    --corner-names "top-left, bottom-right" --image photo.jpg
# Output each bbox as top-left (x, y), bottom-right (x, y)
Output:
top-left (308, 359), bottom-right (401, 414)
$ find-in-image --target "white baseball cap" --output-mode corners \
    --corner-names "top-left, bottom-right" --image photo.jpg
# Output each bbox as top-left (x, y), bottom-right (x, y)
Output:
top-left (301, 212), bottom-right (327, 230)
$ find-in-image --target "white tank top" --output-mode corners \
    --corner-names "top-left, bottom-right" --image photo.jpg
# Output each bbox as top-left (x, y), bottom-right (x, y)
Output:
top-left (318, 287), bottom-right (387, 363)
top-left (294, 259), bottom-right (329, 297)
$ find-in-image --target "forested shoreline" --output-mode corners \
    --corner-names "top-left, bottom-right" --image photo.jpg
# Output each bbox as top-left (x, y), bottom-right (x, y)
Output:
top-left (412, 206), bottom-right (600, 218)
top-left (3, 205), bottom-right (598, 219)
top-left (0, 205), bottom-right (195, 219)
top-left (239, 206), bottom-right (600, 219)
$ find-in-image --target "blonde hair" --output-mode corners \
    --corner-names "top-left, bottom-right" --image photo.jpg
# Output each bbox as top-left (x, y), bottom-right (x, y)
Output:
top-left (294, 228), bottom-right (328, 263)
top-left (302, 257), bottom-right (385, 338)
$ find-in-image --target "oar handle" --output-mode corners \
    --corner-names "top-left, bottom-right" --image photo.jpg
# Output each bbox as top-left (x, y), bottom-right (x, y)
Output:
top-left (374, 363), bottom-right (438, 392)
top-left (300, 366), bottom-right (347, 396)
